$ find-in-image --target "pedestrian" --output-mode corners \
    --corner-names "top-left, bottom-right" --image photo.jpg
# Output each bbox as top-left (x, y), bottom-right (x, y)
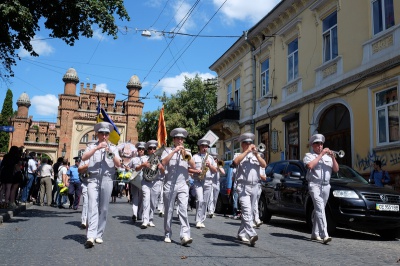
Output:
top-left (0, 146), bottom-right (23, 209)
top-left (57, 158), bottom-right (69, 208)
top-left (51, 157), bottom-right (63, 206)
top-left (20, 152), bottom-right (37, 203)
top-left (81, 121), bottom-right (121, 248)
top-left (303, 133), bottom-right (338, 244)
top-left (38, 157), bottom-right (53, 206)
top-left (67, 156), bottom-right (82, 210)
top-left (369, 160), bottom-right (390, 187)
top-left (190, 138), bottom-right (217, 229)
top-left (161, 128), bottom-right (196, 246)
top-left (232, 133), bottom-right (267, 247)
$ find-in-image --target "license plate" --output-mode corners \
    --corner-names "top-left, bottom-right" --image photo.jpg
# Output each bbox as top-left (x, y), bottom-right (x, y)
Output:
top-left (376, 204), bottom-right (399, 212)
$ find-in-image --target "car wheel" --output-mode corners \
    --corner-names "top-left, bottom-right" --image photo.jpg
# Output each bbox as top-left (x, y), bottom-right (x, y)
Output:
top-left (377, 228), bottom-right (399, 240)
top-left (259, 195), bottom-right (271, 223)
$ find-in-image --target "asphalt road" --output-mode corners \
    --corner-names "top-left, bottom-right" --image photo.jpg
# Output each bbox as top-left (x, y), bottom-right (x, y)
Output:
top-left (0, 197), bottom-right (399, 265)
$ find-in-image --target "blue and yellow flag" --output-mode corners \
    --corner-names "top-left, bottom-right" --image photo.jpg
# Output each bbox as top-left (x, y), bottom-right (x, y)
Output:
top-left (96, 102), bottom-right (120, 145)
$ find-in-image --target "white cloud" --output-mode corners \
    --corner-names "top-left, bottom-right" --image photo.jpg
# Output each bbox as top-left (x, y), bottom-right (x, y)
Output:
top-left (213, 0), bottom-right (281, 24)
top-left (92, 28), bottom-right (106, 41)
top-left (158, 72), bottom-right (216, 94)
top-left (31, 94), bottom-right (58, 116)
top-left (95, 83), bottom-right (110, 93)
top-left (19, 35), bottom-right (54, 57)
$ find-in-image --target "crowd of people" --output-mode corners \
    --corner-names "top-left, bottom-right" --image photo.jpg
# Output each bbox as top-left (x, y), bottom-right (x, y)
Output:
top-left (0, 126), bottom-right (392, 249)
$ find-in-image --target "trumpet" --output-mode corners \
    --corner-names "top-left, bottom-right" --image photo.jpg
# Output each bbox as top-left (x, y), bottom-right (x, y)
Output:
top-left (331, 150), bottom-right (345, 158)
top-left (217, 160), bottom-right (225, 167)
top-left (258, 143), bottom-right (266, 153)
top-left (180, 148), bottom-right (191, 161)
top-left (106, 142), bottom-right (115, 160)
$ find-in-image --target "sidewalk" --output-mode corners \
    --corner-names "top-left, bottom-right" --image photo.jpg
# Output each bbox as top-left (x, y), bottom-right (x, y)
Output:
top-left (0, 202), bottom-right (33, 224)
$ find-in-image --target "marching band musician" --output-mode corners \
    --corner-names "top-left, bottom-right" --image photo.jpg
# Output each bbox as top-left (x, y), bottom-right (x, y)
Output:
top-left (207, 152), bottom-right (225, 218)
top-left (78, 158), bottom-right (89, 229)
top-left (81, 121), bottom-right (121, 248)
top-left (140, 140), bottom-right (165, 229)
top-left (129, 141), bottom-right (146, 222)
top-left (303, 133), bottom-right (338, 244)
top-left (232, 133), bottom-right (266, 247)
top-left (161, 128), bottom-right (195, 246)
top-left (189, 139), bottom-right (217, 228)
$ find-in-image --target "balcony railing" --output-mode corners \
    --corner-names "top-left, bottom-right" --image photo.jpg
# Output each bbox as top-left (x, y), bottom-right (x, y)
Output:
top-left (208, 104), bottom-right (240, 126)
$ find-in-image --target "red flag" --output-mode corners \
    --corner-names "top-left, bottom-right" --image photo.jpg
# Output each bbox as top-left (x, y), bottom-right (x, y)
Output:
top-left (157, 106), bottom-right (167, 148)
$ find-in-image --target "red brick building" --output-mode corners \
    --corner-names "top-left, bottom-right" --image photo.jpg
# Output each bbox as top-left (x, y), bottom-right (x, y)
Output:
top-left (8, 68), bottom-right (144, 162)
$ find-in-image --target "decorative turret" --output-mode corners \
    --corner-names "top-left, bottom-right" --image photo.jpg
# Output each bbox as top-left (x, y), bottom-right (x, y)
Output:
top-left (62, 68), bottom-right (79, 95)
top-left (126, 75), bottom-right (142, 102)
top-left (16, 92), bottom-right (31, 118)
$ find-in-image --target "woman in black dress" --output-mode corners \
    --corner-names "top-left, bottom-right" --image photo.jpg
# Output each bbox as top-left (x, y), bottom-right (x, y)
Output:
top-left (0, 146), bottom-right (23, 209)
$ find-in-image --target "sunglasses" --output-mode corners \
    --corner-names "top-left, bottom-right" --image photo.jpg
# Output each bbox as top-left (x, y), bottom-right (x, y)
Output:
top-left (313, 142), bottom-right (323, 146)
top-left (137, 148), bottom-right (145, 151)
top-left (148, 147), bottom-right (157, 150)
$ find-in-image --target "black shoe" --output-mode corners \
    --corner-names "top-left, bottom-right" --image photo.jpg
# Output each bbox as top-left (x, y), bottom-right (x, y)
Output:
top-left (58, 205), bottom-right (66, 209)
top-left (132, 215), bottom-right (136, 222)
top-left (69, 205), bottom-right (73, 209)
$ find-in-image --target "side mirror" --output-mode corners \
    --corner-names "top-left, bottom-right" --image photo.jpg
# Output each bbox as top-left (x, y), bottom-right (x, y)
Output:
top-left (290, 171), bottom-right (302, 179)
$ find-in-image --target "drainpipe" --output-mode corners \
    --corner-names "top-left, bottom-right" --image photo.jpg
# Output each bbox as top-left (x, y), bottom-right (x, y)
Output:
top-left (244, 30), bottom-right (257, 134)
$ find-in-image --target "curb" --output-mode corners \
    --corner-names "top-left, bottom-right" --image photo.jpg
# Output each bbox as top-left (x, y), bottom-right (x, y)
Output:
top-left (0, 202), bottom-right (33, 224)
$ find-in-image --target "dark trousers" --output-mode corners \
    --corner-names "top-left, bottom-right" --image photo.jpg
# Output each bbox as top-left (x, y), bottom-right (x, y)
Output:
top-left (68, 182), bottom-right (82, 209)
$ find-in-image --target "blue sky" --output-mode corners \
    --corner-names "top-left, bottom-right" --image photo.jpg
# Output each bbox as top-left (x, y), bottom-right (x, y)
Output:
top-left (0, 0), bottom-right (280, 123)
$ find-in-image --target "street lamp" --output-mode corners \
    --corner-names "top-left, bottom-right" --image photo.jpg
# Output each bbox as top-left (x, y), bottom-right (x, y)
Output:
top-left (61, 143), bottom-right (66, 158)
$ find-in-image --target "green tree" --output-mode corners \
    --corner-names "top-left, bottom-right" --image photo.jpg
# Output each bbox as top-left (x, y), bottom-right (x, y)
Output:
top-left (0, 89), bottom-right (13, 152)
top-left (136, 110), bottom-right (159, 142)
top-left (137, 75), bottom-right (217, 153)
top-left (0, 0), bottom-right (130, 78)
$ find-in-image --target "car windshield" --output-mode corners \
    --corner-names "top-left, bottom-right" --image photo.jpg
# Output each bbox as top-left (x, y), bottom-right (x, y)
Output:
top-left (332, 165), bottom-right (368, 184)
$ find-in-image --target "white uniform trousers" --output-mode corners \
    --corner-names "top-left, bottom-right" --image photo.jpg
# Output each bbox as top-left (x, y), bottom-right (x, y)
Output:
top-left (252, 183), bottom-right (262, 224)
top-left (131, 184), bottom-right (143, 219)
top-left (207, 182), bottom-right (220, 215)
top-left (309, 183), bottom-right (330, 238)
top-left (157, 184), bottom-right (164, 214)
top-left (87, 175), bottom-right (113, 239)
top-left (163, 181), bottom-right (190, 239)
top-left (237, 183), bottom-right (258, 238)
top-left (81, 182), bottom-right (88, 226)
top-left (141, 180), bottom-right (162, 225)
top-left (194, 180), bottom-right (212, 223)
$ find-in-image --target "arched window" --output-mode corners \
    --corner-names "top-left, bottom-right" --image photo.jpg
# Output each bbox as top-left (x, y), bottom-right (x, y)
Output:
top-left (81, 133), bottom-right (88, 143)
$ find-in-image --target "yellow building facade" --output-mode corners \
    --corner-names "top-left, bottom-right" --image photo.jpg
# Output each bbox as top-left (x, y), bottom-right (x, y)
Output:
top-left (209, 0), bottom-right (400, 187)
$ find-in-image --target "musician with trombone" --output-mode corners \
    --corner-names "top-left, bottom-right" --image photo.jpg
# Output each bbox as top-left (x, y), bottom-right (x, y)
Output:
top-left (81, 121), bottom-right (121, 248)
top-left (161, 128), bottom-right (196, 246)
top-left (190, 139), bottom-right (217, 229)
top-left (207, 152), bottom-right (225, 218)
top-left (303, 133), bottom-right (339, 244)
top-left (140, 140), bottom-right (165, 229)
top-left (232, 133), bottom-right (267, 247)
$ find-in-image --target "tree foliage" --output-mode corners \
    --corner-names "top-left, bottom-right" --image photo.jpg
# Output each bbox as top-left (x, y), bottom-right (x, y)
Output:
top-left (0, 0), bottom-right (130, 78)
top-left (137, 75), bottom-right (217, 153)
top-left (0, 89), bottom-right (13, 152)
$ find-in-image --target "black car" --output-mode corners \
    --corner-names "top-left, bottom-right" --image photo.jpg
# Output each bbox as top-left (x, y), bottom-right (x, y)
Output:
top-left (259, 160), bottom-right (400, 239)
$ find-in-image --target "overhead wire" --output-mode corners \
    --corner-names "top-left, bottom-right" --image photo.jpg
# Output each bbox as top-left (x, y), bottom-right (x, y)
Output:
top-left (141, 0), bottom-right (229, 100)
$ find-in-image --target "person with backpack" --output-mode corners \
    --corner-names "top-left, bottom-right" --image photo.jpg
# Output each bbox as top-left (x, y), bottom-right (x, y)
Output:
top-left (369, 160), bottom-right (390, 187)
